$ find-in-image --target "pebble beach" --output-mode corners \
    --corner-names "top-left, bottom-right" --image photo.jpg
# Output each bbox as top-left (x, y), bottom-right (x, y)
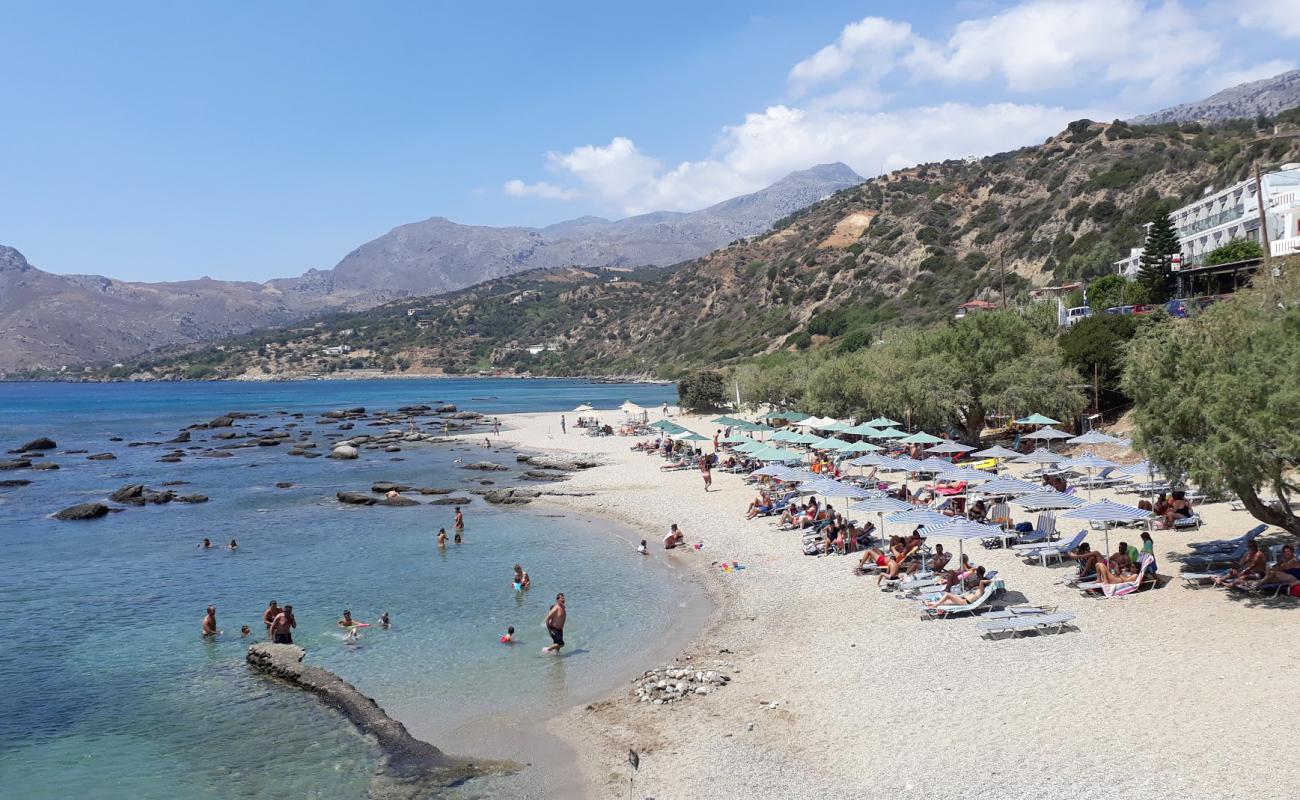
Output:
top-left (487, 410), bottom-right (1300, 800)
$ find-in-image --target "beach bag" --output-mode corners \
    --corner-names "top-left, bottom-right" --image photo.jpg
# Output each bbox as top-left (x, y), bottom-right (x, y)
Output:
top-left (1290, 585), bottom-right (1300, 598)
top-left (1015, 522), bottom-right (1033, 533)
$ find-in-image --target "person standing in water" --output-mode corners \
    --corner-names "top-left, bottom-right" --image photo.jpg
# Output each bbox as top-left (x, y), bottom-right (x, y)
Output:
top-left (454, 507), bottom-right (465, 531)
top-left (437, 528), bottom-right (448, 548)
top-left (201, 606), bottom-right (219, 638)
top-left (543, 593), bottom-right (567, 654)
top-left (513, 564), bottom-right (531, 590)
top-left (380, 612), bottom-right (391, 629)
top-left (262, 600), bottom-right (280, 635)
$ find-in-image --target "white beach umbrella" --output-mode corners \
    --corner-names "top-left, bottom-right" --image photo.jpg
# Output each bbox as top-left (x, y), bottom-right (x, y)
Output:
top-left (1013, 448), bottom-right (1068, 465)
top-left (800, 478), bottom-right (871, 502)
top-left (1063, 452), bottom-right (1121, 499)
top-left (1022, 427), bottom-right (1072, 442)
top-left (972, 476), bottom-right (1041, 497)
top-left (923, 517), bottom-right (1008, 565)
top-left (1012, 491), bottom-right (1086, 511)
top-left (1060, 498), bottom-right (1153, 553)
top-left (926, 440), bottom-right (976, 455)
top-left (972, 445), bottom-right (1022, 460)
top-left (920, 456), bottom-right (957, 472)
top-left (937, 467), bottom-right (997, 484)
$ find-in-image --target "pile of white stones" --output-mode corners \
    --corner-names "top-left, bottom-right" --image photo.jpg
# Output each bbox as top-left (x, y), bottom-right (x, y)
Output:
top-left (632, 661), bottom-right (730, 705)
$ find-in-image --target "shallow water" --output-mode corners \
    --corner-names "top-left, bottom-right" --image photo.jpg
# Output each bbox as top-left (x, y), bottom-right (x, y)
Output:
top-left (0, 379), bottom-right (682, 798)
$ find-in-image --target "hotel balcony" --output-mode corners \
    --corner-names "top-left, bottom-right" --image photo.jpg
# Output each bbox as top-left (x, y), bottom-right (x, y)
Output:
top-left (1270, 236), bottom-right (1300, 257)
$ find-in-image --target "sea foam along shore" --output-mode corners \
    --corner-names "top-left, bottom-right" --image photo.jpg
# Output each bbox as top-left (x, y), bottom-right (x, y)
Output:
top-left (483, 410), bottom-right (1300, 800)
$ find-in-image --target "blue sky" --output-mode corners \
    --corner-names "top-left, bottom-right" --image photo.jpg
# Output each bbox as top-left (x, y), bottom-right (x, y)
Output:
top-left (1, 0), bottom-right (1295, 282)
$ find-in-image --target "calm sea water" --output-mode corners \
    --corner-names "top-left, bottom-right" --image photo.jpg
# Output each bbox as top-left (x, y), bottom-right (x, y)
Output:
top-left (0, 379), bottom-right (685, 799)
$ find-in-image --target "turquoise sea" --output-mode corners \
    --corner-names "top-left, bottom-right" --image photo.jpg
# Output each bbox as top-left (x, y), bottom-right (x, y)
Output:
top-left (0, 379), bottom-right (687, 799)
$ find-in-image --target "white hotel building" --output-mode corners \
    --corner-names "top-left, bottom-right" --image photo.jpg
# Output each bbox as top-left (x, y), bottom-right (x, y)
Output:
top-left (1115, 165), bottom-right (1300, 277)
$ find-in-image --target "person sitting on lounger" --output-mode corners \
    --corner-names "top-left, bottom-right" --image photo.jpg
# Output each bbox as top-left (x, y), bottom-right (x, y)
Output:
top-left (1108, 542), bottom-right (1134, 575)
top-left (1254, 545), bottom-right (1300, 588)
top-left (1214, 540), bottom-right (1268, 588)
top-left (745, 490), bottom-right (773, 520)
top-left (908, 543), bottom-right (949, 576)
top-left (967, 499), bottom-right (988, 523)
top-left (1071, 543), bottom-right (1101, 580)
top-left (1093, 558), bottom-right (1141, 585)
top-left (1162, 491), bottom-right (1193, 529)
top-left (940, 553), bottom-right (976, 592)
top-left (856, 539), bottom-right (898, 573)
top-left (924, 566), bottom-right (990, 608)
top-left (877, 534), bottom-right (922, 585)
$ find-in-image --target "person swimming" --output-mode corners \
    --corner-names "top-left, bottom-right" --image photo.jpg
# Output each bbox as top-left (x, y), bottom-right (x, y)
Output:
top-left (240, 625), bottom-right (251, 638)
top-left (198, 538), bottom-right (212, 549)
top-left (500, 626), bottom-right (515, 644)
top-left (637, 539), bottom-right (648, 555)
top-left (513, 564), bottom-right (531, 590)
top-left (228, 539), bottom-right (238, 551)
top-left (380, 611), bottom-right (391, 629)
top-left (201, 605), bottom-right (219, 637)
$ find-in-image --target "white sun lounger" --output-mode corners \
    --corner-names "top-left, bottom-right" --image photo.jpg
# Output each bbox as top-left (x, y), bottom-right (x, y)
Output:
top-left (919, 580), bottom-right (1004, 619)
top-left (978, 612), bottom-right (1076, 639)
top-left (1018, 530), bottom-right (1086, 567)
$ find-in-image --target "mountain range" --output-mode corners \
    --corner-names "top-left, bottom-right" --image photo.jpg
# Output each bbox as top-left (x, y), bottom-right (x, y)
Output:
top-left (1132, 69), bottom-right (1300, 125)
top-left (0, 163), bottom-right (861, 373)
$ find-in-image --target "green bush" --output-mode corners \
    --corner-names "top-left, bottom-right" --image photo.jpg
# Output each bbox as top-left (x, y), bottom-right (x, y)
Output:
top-left (1203, 238), bottom-right (1263, 266)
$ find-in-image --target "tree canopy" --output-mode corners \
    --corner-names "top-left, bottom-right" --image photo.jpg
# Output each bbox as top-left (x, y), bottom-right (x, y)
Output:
top-left (1137, 211), bottom-right (1179, 302)
top-left (1203, 238), bottom-right (1264, 266)
top-left (1123, 265), bottom-right (1300, 535)
top-left (677, 370), bottom-right (729, 412)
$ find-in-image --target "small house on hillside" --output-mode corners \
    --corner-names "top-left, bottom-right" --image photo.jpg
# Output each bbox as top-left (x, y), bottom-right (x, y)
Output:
top-left (954, 300), bottom-right (997, 319)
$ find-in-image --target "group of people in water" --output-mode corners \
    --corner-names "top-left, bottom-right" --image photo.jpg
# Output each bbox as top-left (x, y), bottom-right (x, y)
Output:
top-left (198, 538), bottom-right (238, 550)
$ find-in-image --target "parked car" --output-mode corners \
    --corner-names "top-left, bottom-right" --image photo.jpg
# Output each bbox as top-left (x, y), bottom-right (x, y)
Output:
top-left (1062, 306), bottom-right (1092, 326)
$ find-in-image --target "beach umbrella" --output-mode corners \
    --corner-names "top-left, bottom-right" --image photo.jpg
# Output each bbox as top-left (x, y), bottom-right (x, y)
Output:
top-left (1063, 452), bottom-right (1120, 499)
top-left (920, 456), bottom-right (956, 471)
top-left (884, 508), bottom-right (954, 565)
top-left (1060, 498), bottom-right (1153, 553)
top-left (873, 427), bottom-right (908, 439)
top-left (1021, 427), bottom-right (1072, 448)
top-left (752, 446), bottom-right (805, 462)
top-left (648, 419), bottom-right (685, 433)
top-left (1119, 460), bottom-right (1163, 478)
top-left (926, 440), bottom-right (975, 455)
top-left (720, 433), bottom-right (751, 444)
top-left (768, 429), bottom-right (801, 442)
top-left (1016, 413), bottom-right (1061, 426)
top-left (839, 441), bottom-right (883, 454)
top-left (1067, 430), bottom-right (1126, 446)
top-left (711, 415), bottom-right (739, 425)
top-left (899, 431), bottom-right (941, 444)
top-left (865, 416), bottom-right (901, 428)
top-left (800, 478), bottom-right (871, 502)
top-left (923, 517), bottom-right (1009, 564)
top-left (820, 420), bottom-right (852, 432)
top-left (749, 465), bottom-right (790, 478)
top-left (746, 423), bottom-right (776, 434)
top-left (674, 431), bottom-right (708, 442)
top-left (843, 422), bottom-right (884, 436)
top-left (734, 439), bottom-right (767, 453)
top-left (790, 416), bottom-right (819, 428)
top-left (790, 432), bottom-right (825, 445)
top-left (971, 444), bottom-right (1022, 460)
top-left (809, 436), bottom-right (843, 450)
top-left (1013, 448), bottom-right (1067, 465)
top-left (883, 456), bottom-right (928, 473)
top-left (1012, 491), bottom-right (1086, 511)
top-left (937, 466), bottom-right (997, 484)
top-left (972, 476), bottom-right (1041, 497)
top-left (847, 496), bottom-right (911, 543)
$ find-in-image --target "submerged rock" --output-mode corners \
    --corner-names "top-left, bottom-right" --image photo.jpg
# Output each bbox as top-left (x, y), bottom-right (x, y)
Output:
top-left (87, 452), bottom-right (117, 460)
top-left (427, 496), bottom-right (472, 505)
top-left (53, 502), bottom-right (109, 521)
top-left (31, 462), bottom-right (60, 471)
top-left (380, 496), bottom-right (421, 507)
top-left (175, 494), bottom-right (209, 504)
top-left (0, 479), bottom-right (32, 487)
top-left (461, 461), bottom-right (508, 472)
top-left (0, 459), bottom-right (32, 470)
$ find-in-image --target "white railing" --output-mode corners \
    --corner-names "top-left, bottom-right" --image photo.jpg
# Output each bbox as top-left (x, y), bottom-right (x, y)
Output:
top-left (1272, 190), bottom-right (1300, 208)
top-left (1270, 236), bottom-right (1300, 257)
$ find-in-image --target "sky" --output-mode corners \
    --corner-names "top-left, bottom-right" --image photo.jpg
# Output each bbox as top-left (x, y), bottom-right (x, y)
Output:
top-left (2, 0), bottom-right (1297, 283)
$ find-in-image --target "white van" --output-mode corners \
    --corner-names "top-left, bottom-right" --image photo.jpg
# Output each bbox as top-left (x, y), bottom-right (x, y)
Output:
top-left (1062, 306), bottom-right (1092, 327)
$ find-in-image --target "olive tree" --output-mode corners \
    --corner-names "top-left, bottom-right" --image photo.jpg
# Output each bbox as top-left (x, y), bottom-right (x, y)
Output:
top-left (1123, 267), bottom-right (1300, 534)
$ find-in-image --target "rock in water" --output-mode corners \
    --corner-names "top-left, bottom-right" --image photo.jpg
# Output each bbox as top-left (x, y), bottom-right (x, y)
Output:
top-left (0, 459), bottom-right (32, 470)
top-left (87, 452), bottom-right (117, 460)
top-left (329, 445), bottom-right (359, 460)
top-left (110, 484), bottom-right (146, 503)
top-left (380, 496), bottom-right (421, 507)
top-left (337, 491), bottom-right (378, 505)
top-left (208, 415), bottom-right (234, 428)
top-left (54, 502), bottom-right (109, 520)
top-left (13, 437), bottom-right (56, 452)
top-left (175, 494), bottom-right (209, 503)
top-left (371, 482), bottom-right (414, 493)
top-left (0, 479), bottom-right (32, 487)
top-left (427, 496), bottom-right (472, 505)
top-left (461, 461), bottom-right (508, 472)
top-left (31, 462), bottom-right (60, 471)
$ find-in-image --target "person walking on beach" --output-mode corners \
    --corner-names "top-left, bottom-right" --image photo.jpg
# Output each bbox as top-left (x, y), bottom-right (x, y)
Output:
top-left (661, 402), bottom-right (669, 418)
top-left (700, 457), bottom-right (712, 492)
top-left (202, 605), bottom-right (219, 638)
top-left (713, 430), bottom-right (719, 452)
top-left (454, 507), bottom-right (465, 531)
top-left (560, 414), bottom-right (567, 434)
top-left (543, 593), bottom-right (567, 654)
top-left (493, 418), bottom-right (501, 436)
top-left (262, 600), bottom-right (280, 634)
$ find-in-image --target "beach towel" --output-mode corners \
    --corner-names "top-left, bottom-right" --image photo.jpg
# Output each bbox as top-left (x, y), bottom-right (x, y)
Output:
top-left (1102, 554), bottom-right (1154, 598)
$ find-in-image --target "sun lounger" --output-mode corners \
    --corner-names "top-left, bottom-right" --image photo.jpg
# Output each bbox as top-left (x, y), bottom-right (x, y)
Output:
top-left (1018, 529), bottom-right (1086, 567)
top-left (1188, 524), bottom-right (1266, 553)
top-left (1080, 555), bottom-right (1155, 597)
top-left (978, 612), bottom-right (1076, 639)
top-left (1176, 543), bottom-right (1248, 569)
top-left (1074, 468), bottom-right (1130, 490)
top-left (919, 580), bottom-right (1004, 619)
top-left (1179, 570), bottom-right (1229, 588)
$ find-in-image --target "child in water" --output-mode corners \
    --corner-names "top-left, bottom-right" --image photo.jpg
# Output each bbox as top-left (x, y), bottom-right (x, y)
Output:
top-left (240, 625), bottom-right (251, 638)
top-left (500, 626), bottom-right (515, 644)
top-left (637, 539), bottom-right (648, 555)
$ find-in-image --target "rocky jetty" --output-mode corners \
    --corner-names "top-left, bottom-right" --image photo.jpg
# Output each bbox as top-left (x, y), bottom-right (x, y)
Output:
top-left (246, 643), bottom-right (499, 798)
top-left (475, 487), bottom-right (594, 505)
top-left (516, 452), bottom-right (604, 471)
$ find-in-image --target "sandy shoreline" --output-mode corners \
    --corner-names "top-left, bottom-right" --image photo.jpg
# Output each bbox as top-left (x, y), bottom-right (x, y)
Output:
top-left (480, 410), bottom-right (1300, 800)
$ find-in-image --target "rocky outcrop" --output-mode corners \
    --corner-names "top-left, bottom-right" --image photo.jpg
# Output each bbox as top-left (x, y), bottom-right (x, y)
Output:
top-left (516, 452), bottom-right (604, 471)
top-left (0, 479), bottom-right (32, 487)
top-left (53, 502), bottom-right (109, 520)
top-left (337, 491), bottom-right (378, 505)
top-left (477, 487), bottom-right (595, 505)
top-left (87, 452), bottom-right (116, 460)
top-left (461, 461), bottom-right (508, 472)
top-left (0, 459), bottom-right (31, 470)
top-left (427, 496), bottom-right (472, 505)
top-left (109, 484), bottom-right (146, 503)
top-left (519, 469), bottom-right (567, 481)
top-left (175, 494), bottom-right (209, 503)
top-left (12, 437), bottom-right (56, 452)
top-left (372, 482), bottom-right (413, 494)
top-left (246, 643), bottom-right (499, 799)
top-left (329, 445), bottom-right (359, 460)
top-left (380, 496), bottom-right (420, 507)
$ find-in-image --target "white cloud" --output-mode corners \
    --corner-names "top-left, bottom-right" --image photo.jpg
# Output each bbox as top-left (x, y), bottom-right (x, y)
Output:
top-left (1199, 59), bottom-right (1297, 95)
top-left (503, 179), bottom-right (576, 200)
top-left (1240, 0), bottom-right (1300, 38)
top-left (788, 17), bottom-right (915, 93)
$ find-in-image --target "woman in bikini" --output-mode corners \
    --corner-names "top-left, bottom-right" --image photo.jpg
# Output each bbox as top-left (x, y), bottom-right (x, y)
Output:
top-left (924, 567), bottom-right (989, 607)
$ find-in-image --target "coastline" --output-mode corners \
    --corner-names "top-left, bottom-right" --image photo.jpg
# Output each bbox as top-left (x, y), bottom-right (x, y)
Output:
top-left (483, 410), bottom-right (1300, 800)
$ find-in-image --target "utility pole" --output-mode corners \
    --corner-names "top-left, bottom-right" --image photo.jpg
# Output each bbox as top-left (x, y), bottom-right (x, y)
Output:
top-left (1254, 160), bottom-right (1273, 278)
top-left (1093, 362), bottom-right (1100, 415)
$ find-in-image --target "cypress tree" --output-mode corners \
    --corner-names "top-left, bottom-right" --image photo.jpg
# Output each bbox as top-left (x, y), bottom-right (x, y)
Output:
top-left (1137, 211), bottom-right (1179, 302)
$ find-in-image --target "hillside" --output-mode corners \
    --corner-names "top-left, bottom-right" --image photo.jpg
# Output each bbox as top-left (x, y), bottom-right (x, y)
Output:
top-left (71, 114), bottom-right (1300, 381)
top-left (1132, 69), bottom-right (1300, 125)
top-left (0, 164), bottom-right (858, 374)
